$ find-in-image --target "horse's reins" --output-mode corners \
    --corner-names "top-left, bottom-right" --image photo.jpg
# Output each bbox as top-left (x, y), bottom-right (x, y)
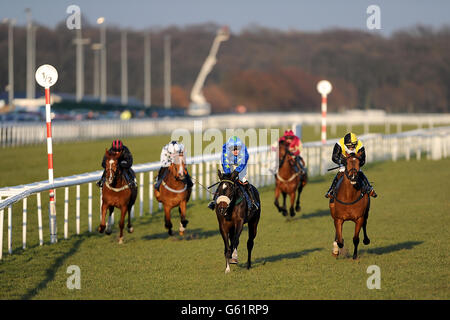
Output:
top-left (105, 159), bottom-right (129, 192)
top-left (333, 155), bottom-right (366, 205)
top-left (276, 144), bottom-right (303, 183)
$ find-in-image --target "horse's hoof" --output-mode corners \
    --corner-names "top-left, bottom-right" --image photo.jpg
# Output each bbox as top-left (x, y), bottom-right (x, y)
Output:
top-left (105, 229), bottom-right (112, 236)
top-left (118, 238), bottom-right (123, 244)
top-left (97, 227), bottom-right (104, 233)
top-left (179, 230), bottom-right (184, 236)
top-left (247, 263), bottom-right (251, 270)
top-left (229, 258), bottom-right (238, 264)
top-left (225, 267), bottom-right (230, 274)
top-left (352, 255), bottom-right (358, 260)
top-left (290, 210), bottom-right (296, 217)
top-left (128, 227), bottom-right (134, 233)
top-left (363, 238), bottom-right (370, 245)
top-left (295, 205), bottom-right (301, 212)
top-left (281, 210), bottom-right (287, 217)
top-left (168, 229), bottom-right (173, 236)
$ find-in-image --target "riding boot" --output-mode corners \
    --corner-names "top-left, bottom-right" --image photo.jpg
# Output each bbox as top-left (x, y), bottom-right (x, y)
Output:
top-left (124, 169), bottom-right (137, 189)
top-left (96, 170), bottom-right (106, 188)
top-left (185, 171), bottom-right (194, 189)
top-left (245, 183), bottom-right (259, 210)
top-left (325, 174), bottom-right (339, 198)
top-left (155, 167), bottom-right (168, 191)
top-left (295, 156), bottom-right (305, 173)
top-left (359, 171), bottom-right (377, 198)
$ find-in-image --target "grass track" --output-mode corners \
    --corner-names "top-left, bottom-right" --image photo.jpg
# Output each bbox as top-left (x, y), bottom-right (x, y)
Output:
top-left (1, 157), bottom-right (449, 299)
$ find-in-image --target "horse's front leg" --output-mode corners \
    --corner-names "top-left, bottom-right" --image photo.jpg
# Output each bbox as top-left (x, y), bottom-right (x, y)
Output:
top-left (105, 206), bottom-right (114, 235)
top-left (219, 224), bottom-right (231, 273)
top-left (333, 218), bottom-right (344, 257)
top-left (274, 186), bottom-right (282, 212)
top-left (289, 191), bottom-right (296, 217)
top-left (295, 181), bottom-right (304, 212)
top-left (178, 201), bottom-right (189, 236)
top-left (98, 202), bottom-right (108, 233)
top-left (164, 205), bottom-right (173, 236)
top-left (230, 221), bottom-right (244, 264)
top-left (118, 205), bottom-right (127, 244)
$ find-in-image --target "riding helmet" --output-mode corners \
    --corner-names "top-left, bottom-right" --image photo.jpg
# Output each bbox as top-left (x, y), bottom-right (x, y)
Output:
top-left (112, 139), bottom-right (123, 152)
top-left (344, 133), bottom-right (358, 148)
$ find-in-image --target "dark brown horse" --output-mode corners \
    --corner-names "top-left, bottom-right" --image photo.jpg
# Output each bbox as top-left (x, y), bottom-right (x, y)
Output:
top-left (98, 149), bottom-right (137, 244)
top-left (274, 141), bottom-right (308, 217)
top-left (154, 153), bottom-right (192, 236)
top-left (215, 170), bottom-right (260, 273)
top-left (329, 151), bottom-right (371, 259)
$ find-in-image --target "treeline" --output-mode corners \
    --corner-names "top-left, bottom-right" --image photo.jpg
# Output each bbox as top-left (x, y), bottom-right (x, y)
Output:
top-left (0, 22), bottom-right (449, 113)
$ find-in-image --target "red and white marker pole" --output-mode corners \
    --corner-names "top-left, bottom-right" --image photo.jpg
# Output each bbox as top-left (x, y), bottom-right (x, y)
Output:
top-left (36, 64), bottom-right (58, 243)
top-left (317, 80), bottom-right (332, 174)
top-left (321, 95), bottom-right (327, 144)
top-left (316, 80), bottom-right (333, 144)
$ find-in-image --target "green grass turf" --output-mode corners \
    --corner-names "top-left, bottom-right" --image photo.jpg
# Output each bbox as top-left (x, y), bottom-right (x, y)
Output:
top-left (0, 156), bottom-right (448, 299)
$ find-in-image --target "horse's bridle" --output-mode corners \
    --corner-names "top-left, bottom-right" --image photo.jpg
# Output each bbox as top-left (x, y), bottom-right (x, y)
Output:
top-left (344, 154), bottom-right (361, 184)
top-left (216, 179), bottom-right (236, 216)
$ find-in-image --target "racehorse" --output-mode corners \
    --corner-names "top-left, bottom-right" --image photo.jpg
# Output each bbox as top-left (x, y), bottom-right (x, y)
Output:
top-left (98, 149), bottom-right (137, 244)
top-left (274, 141), bottom-right (308, 217)
top-left (329, 151), bottom-right (371, 259)
top-left (214, 170), bottom-right (261, 273)
top-left (154, 153), bottom-right (192, 236)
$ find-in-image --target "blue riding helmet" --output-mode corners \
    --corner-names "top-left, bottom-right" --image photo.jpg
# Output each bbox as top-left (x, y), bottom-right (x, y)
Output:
top-left (227, 136), bottom-right (243, 150)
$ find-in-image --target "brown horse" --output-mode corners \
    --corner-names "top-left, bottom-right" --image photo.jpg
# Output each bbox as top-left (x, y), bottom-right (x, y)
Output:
top-left (215, 170), bottom-right (260, 273)
top-left (274, 141), bottom-right (308, 217)
top-left (329, 151), bottom-right (371, 259)
top-left (98, 149), bottom-right (137, 244)
top-left (154, 153), bottom-right (192, 236)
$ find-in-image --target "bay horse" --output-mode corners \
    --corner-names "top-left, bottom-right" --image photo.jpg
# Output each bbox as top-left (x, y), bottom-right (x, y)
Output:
top-left (274, 141), bottom-right (308, 217)
top-left (98, 149), bottom-right (137, 244)
top-left (154, 153), bottom-right (192, 236)
top-left (215, 170), bottom-right (260, 273)
top-left (329, 151), bottom-right (371, 259)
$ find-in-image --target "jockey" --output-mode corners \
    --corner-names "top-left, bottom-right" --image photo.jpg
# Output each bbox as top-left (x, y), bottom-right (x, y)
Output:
top-left (154, 140), bottom-right (193, 191)
top-left (325, 132), bottom-right (377, 198)
top-left (96, 139), bottom-right (136, 189)
top-left (208, 136), bottom-right (258, 211)
top-left (278, 129), bottom-right (306, 173)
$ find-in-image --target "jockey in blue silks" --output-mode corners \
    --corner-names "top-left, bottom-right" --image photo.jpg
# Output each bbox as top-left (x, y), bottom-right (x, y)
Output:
top-left (208, 136), bottom-right (258, 211)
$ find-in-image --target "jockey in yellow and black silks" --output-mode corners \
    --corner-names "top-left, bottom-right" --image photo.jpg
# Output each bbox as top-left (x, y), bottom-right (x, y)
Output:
top-left (325, 133), bottom-right (377, 198)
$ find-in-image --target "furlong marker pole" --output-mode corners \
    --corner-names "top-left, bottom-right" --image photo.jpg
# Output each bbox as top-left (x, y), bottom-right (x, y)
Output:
top-left (45, 86), bottom-right (57, 243)
top-left (316, 80), bottom-right (332, 175)
top-left (36, 64), bottom-right (59, 243)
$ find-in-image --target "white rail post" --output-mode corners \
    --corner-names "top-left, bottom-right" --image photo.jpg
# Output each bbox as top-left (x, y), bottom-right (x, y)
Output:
top-left (37, 193), bottom-right (43, 246)
top-left (139, 172), bottom-right (144, 217)
top-left (22, 198), bottom-right (27, 249)
top-left (76, 185), bottom-right (80, 235)
top-left (205, 162), bottom-right (210, 200)
top-left (88, 183), bottom-right (92, 232)
top-left (198, 162), bottom-right (203, 200)
top-left (0, 208), bottom-right (3, 260)
top-left (64, 187), bottom-right (69, 239)
top-left (8, 205), bottom-right (12, 254)
top-left (192, 164), bottom-right (197, 201)
top-left (149, 171), bottom-right (154, 214)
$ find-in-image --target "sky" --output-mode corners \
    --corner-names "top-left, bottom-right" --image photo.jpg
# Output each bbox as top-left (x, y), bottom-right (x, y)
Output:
top-left (1, 0), bottom-right (449, 35)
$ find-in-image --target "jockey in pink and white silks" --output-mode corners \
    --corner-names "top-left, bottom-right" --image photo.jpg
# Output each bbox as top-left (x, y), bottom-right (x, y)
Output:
top-left (154, 140), bottom-right (193, 191)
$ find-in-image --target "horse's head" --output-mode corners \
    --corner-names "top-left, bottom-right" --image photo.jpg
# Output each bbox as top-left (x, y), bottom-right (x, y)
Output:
top-left (105, 148), bottom-right (122, 184)
top-left (279, 141), bottom-right (295, 167)
top-left (215, 170), bottom-right (239, 216)
top-left (169, 152), bottom-right (186, 181)
top-left (344, 151), bottom-right (362, 185)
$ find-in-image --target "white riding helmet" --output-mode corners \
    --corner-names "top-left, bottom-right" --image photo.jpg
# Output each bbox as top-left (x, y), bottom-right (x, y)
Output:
top-left (168, 141), bottom-right (184, 154)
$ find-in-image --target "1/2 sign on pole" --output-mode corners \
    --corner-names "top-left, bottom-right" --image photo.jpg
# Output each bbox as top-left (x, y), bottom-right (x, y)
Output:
top-left (35, 64), bottom-right (58, 243)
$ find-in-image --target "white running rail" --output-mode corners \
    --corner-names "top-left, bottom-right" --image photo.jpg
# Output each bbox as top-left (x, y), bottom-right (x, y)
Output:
top-left (0, 127), bottom-right (449, 259)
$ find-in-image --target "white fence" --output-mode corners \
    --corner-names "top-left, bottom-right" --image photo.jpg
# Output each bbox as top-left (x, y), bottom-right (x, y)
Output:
top-left (0, 126), bottom-right (449, 259)
top-left (2, 112), bottom-right (450, 147)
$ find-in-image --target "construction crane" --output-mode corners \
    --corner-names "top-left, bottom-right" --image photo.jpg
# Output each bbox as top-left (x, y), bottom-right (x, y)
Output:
top-left (187, 26), bottom-right (229, 116)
